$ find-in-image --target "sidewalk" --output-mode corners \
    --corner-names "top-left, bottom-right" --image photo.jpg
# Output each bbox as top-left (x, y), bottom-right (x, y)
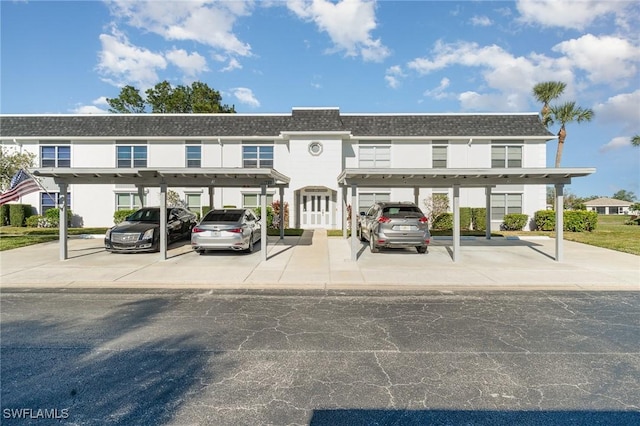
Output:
top-left (1, 230), bottom-right (638, 291)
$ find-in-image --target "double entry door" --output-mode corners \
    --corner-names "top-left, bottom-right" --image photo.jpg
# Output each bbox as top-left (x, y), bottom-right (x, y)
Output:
top-left (300, 189), bottom-right (332, 228)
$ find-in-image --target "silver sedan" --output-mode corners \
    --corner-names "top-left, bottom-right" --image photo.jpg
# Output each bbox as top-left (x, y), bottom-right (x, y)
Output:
top-left (191, 209), bottom-right (261, 254)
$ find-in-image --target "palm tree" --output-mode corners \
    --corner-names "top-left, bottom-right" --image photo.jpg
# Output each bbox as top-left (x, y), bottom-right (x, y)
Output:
top-left (632, 134), bottom-right (640, 147)
top-left (548, 101), bottom-right (594, 167)
top-left (532, 81), bottom-right (567, 127)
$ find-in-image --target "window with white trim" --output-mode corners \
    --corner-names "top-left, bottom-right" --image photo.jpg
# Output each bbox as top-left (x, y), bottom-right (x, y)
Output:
top-left (117, 144), bottom-right (147, 168)
top-left (432, 143), bottom-right (448, 168)
top-left (41, 192), bottom-right (71, 214)
top-left (115, 193), bottom-right (144, 211)
top-left (243, 193), bottom-right (274, 208)
top-left (359, 142), bottom-right (390, 168)
top-left (491, 144), bottom-right (522, 168)
top-left (491, 193), bottom-right (522, 220)
top-left (358, 192), bottom-right (390, 215)
top-left (40, 144), bottom-right (71, 168)
top-left (186, 144), bottom-right (201, 168)
top-left (242, 145), bottom-right (273, 168)
top-left (186, 193), bottom-right (202, 216)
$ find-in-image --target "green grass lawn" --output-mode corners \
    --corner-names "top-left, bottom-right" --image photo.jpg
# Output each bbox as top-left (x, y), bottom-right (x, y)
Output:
top-left (1, 216), bottom-right (639, 255)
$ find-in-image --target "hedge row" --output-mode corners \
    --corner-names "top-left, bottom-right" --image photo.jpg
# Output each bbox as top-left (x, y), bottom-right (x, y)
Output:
top-left (431, 208), bottom-right (487, 231)
top-left (534, 210), bottom-right (598, 232)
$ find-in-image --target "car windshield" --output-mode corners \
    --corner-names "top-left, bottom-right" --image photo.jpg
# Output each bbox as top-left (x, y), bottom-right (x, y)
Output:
top-left (383, 206), bottom-right (423, 218)
top-left (127, 209), bottom-right (162, 222)
top-left (203, 211), bottom-right (243, 222)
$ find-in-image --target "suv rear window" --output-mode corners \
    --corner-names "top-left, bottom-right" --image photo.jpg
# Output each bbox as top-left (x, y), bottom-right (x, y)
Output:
top-left (382, 206), bottom-right (423, 218)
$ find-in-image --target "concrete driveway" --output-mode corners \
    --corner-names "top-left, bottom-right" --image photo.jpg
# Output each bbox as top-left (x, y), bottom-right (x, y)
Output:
top-left (0, 231), bottom-right (638, 291)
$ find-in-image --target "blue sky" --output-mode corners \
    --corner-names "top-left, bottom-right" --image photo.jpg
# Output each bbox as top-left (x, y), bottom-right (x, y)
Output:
top-left (1, 0), bottom-right (639, 198)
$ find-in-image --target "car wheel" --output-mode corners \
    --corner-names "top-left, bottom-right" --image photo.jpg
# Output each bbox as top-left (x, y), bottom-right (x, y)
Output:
top-left (246, 233), bottom-right (254, 253)
top-left (369, 235), bottom-right (379, 253)
top-left (416, 246), bottom-right (427, 254)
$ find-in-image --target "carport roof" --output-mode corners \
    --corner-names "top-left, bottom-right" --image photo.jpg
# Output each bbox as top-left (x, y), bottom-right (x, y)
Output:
top-left (31, 167), bottom-right (290, 187)
top-left (338, 167), bottom-right (596, 187)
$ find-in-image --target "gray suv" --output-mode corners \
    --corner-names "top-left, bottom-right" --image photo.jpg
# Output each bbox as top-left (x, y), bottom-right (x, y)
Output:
top-left (358, 202), bottom-right (430, 253)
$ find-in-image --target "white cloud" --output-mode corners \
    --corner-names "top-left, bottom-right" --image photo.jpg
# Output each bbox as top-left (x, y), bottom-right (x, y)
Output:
top-left (165, 48), bottom-right (208, 77)
top-left (106, 0), bottom-right (252, 56)
top-left (423, 77), bottom-right (451, 100)
top-left (221, 58), bottom-right (242, 72)
top-left (384, 65), bottom-right (404, 89)
top-left (231, 87), bottom-right (260, 108)
top-left (287, 0), bottom-right (390, 62)
top-left (593, 90), bottom-right (640, 133)
top-left (515, 0), bottom-right (629, 30)
top-left (97, 28), bottom-right (167, 88)
top-left (70, 97), bottom-right (109, 114)
top-left (600, 136), bottom-right (633, 152)
top-left (552, 34), bottom-right (640, 86)
top-left (470, 15), bottom-right (492, 27)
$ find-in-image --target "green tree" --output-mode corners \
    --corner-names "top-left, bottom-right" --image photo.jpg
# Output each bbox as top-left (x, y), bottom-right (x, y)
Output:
top-left (612, 190), bottom-right (637, 202)
top-left (106, 85), bottom-right (146, 113)
top-left (532, 81), bottom-right (566, 127)
top-left (548, 101), bottom-right (594, 167)
top-left (0, 147), bottom-right (36, 191)
top-left (632, 134), bottom-right (640, 147)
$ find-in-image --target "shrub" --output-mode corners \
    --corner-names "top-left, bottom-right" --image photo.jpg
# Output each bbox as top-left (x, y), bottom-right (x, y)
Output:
top-left (1, 204), bottom-right (9, 226)
top-left (114, 209), bottom-right (137, 225)
top-left (9, 204), bottom-right (32, 227)
top-left (44, 207), bottom-right (73, 227)
top-left (564, 210), bottom-right (598, 232)
top-left (471, 208), bottom-right (486, 231)
top-left (271, 200), bottom-right (290, 229)
top-left (432, 213), bottom-right (453, 230)
top-left (25, 215), bottom-right (41, 227)
top-left (625, 215), bottom-right (640, 226)
top-left (535, 210), bottom-right (555, 231)
top-left (254, 206), bottom-right (274, 228)
top-left (460, 207), bottom-right (472, 230)
top-left (502, 213), bottom-right (528, 231)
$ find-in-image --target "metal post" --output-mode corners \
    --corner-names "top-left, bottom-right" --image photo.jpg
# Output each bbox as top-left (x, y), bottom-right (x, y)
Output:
top-left (413, 187), bottom-right (419, 205)
top-left (453, 184), bottom-right (460, 262)
top-left (485, 186), bottom-right (492, 239)
top-left (261, 184), bottom-right (268, 261)
top-left (209, 186), bottom-right (214, 211)
top-left (138, 186), bottom-right (146, 207)
top-left (160, 184), bottom-right (167, 260)
top-left (555, 184), bottom-right (564, 262)
top-left (351, 184), bottom-right (358, 261)
top-left (59, 183), bottom-right (68, 261)
top-left (342, 186), bottom-right (348, 239)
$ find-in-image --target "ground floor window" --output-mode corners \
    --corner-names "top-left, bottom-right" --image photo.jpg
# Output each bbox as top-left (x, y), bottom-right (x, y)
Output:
top-left (358, 192), bottom-right (390, 215)
top-left (116, 193), bottom-right (144, 211)
top-left (243, 193), bottom-right (274, 209)
top-left (491, 193), bottom-right (522, 220)
top-left (185, 193), bottom-right (202, 216)
top-left (41, 192), bottom-right (71, 214)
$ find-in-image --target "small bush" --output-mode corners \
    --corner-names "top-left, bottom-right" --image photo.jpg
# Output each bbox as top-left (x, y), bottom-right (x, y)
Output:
top-left (9, 204), bottom-right (32, 227)
top-left (114, 209), bottom-right (137, 224)
top-left (565, 210), bottom-right (598, 232)
top-left (535, 210), bottom-right (555, 231)
top-left (502, 213), bottom-right (528, 231)
top-left (25, 215), bottom-right (41, 227)
top-left (1, 204), bottom-right (10, 226)
top-left (460, 207), bottom-right (472, 230)
top-left (44, 207), bottom-right (73, 227)
top-left (471, 208), bottom-right (486, 231)
top-left (432, 213), bottom-right (453, 230)
top-left (625, 215), bottom-right (640, 226)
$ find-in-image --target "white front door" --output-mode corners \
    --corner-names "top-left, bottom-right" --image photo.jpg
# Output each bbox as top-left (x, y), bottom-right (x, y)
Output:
top-left (301, 189), bottom-right (331, 228)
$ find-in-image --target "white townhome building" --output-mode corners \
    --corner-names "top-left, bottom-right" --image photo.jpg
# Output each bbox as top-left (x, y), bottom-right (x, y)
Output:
top-left (2, 107), bottom-right (572, 231)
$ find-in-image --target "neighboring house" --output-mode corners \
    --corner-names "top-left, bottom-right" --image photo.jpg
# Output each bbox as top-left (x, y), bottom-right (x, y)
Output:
top-left (1, 107), bottom-right (556, 229)
top-left (584, 197), bottom-right (634, 215)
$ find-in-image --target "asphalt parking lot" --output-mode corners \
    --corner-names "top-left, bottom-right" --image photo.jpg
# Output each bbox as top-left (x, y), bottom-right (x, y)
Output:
top-left (0, 230), bottom-right (638, 290)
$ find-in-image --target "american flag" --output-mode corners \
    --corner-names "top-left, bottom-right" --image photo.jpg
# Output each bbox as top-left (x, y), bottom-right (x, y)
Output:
top-left (0, 169), bottom-right (40, 206)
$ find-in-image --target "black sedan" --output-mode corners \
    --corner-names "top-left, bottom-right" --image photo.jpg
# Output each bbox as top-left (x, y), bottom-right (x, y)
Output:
top-left (105, 207), bottom-right (197, 253)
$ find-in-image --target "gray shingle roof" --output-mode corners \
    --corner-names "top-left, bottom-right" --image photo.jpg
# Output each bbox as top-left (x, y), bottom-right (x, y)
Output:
top-left (0, 108), bottom-right (552, 138)
top-left (583, 197), bottom-right (632, 207)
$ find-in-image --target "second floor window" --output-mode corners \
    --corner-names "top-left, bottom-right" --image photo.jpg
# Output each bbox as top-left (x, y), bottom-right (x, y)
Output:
top-left (243, 145), bottom-right (273, 168)
top-left (117, 146), bottom-right (147, 168)
top-left (41, 146), bottom-right (70, 168)
top-left (491, 145), bottom-right (522, 168)
top-left (359, 144), bottom-right (390, 168)
top-left (186, 145), bottom-right (201, 168)
top-left (432, 145), bottom-right (447, 168)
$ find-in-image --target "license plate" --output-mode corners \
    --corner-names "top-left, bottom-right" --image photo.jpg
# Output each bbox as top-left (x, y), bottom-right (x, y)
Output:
top-left (211, 231), bottom-right (220, 237)
top-left (395, 225), bottom-right (414, 231)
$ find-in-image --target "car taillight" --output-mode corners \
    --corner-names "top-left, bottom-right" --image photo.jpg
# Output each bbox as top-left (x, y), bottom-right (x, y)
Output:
top-left (419, 216), bottom-right (428, 223)
top-left (229, 228), bottom-right (243, 233)
top-left (192, 227), bottom-right (205, 233)
top-left (378, 216), bottom-right (391, 223)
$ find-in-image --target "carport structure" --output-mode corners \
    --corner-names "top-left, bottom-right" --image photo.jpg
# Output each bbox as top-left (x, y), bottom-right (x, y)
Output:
top-left (31, 167), bottom-right (290, 262)
top-left (338, 167), bottom-right (596, 262)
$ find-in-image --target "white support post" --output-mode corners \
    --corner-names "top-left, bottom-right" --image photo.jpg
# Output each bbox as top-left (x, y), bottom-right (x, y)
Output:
top-left (413, 187), bottom-right (419, 205)
top-left (342, 186), bottom-right (348, 239)
top-left (351, 184), bottom-right (358, 261)
top-left (138, 186), bottom-right (146, 207)
top-left (261, 184), bottom-right (268, 261)
top-left (453, 184), bottom-right (460, 262)
top-left (59, 183), bottom-right (68, 261)
top-left (279, 186), bottom-right (285, 239)
top-left (208, 186), bottom-right (215, 211)
top-left (555, 184), bottom-right (564, 262)
top-left (485, 186), bottom-right (492, 239)
top-left (159, 184), bottom-right (167, 260)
